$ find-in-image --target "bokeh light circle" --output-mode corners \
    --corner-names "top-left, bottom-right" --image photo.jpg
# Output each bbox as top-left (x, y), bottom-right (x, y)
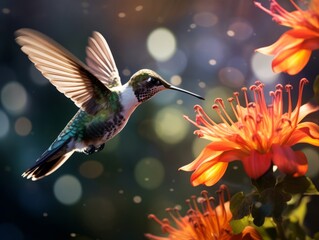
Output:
top-left (1, 82), bottom-right (28, 114)
top-left (79, 160), bottom-right (104, 179)
top-left (133, 195), bottom-right (142, 204)
top-left (53, 175), bottom-right (82, 205)
top-left (227, 20), bottom-right (253, 41)
top-left (118, 12), bottom-right (126, 18)
top-left (303, 147), bottom-right (319, 178)
top-left (15, 117), bottom-right (32, 136)
top-left (0, 110), bottom-right (10, 138)
top-left (147, 28), bottom-right (176, 61)
top-left (193, 12), bottom-right (218, 27)
top-left (251, 52), bottom-right (280, 82)
top-left (219, 67), bottom-right (245, 88)
top-left (194, 37), bottom-right (228, 69)
top-left (154, 107), bottom-right (189, 144)
top-left (170, 75), bottom-right (182, 86)
top-left (156, 49), bottom-right (187, 75)
top-left (134, 157), bottom-right (165, 189)
top-left (135, 5), bottom-right (143, 11)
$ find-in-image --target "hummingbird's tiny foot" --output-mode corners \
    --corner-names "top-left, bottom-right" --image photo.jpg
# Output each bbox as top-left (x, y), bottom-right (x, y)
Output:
top-left (83, 145), bottom-right (96, 155)
top-left (95, 143), bottom-right (105, 153)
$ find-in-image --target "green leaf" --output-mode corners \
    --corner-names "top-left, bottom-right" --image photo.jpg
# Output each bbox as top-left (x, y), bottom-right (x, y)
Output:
top-left (230, 216), bottom-right (250, 234)
top-left (304, 178), bottom-right (319, 195)
top-left (283, 219), bottom-right (307, 240)
top-left (288, 196), bottom-right (310, 230)
top-left (230, 192), bottom-right (252, 220)
top-left (282, 176), bottom-right (319, 195)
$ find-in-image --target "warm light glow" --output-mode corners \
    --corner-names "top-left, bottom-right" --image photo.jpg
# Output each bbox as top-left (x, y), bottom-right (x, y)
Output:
top-left (170, 75), bottom-right (182, 86)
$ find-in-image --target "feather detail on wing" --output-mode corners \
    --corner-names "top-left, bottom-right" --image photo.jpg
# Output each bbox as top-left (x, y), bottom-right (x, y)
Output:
top-left (86, 31), bottom-right (121, 88)
top-left (15, 28), bottom-right (112, 115)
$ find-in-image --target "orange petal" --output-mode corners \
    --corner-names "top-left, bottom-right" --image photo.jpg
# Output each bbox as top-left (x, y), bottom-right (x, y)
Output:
top-left (272, 47), bottom-right (311, 74)
top-left (256, 29), bottom-right (319, 56)
top-left (272, 145), bottom-right (308, 176)
top-left (190, 161), bottom-right (228, 186)
top-left (256, 32), bottom-right (303, 55)
top-left (179, 147), bottom-right (223, 172)
top-left (179, 141), bottom-right (241, 172)
top-left (297, 122), bottom-right (319, 138)
top-left (293, 151), bottom-right (308, 177)
top-left (189, 149), bottom-right (246, 186)
top-left (310, 0), bottom-right (319, 14)
top-left (292, 102), bottom-right (319, 123)
top-left (215, 201), bottom-right (232, 221)
top-left (205, 140), bottom-right (242, 151)
top-left (286, 122), bottom-right (319, 146)
top-left (241, 226), bottom-right (263, 240)
top-left (286, 28), bottom-right (319, 39)
top-left (241, 150), bottom-right (272, 179)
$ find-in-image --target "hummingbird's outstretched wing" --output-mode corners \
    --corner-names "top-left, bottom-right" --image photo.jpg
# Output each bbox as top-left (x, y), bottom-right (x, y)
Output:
top-left (86, 32), bottom-right (121, 88)
top-left (15, 28), bottom-right (112, 115)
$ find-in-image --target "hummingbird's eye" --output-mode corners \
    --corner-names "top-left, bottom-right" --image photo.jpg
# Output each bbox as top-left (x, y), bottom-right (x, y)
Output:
top-left (147, 77), bottom-right (162, 86)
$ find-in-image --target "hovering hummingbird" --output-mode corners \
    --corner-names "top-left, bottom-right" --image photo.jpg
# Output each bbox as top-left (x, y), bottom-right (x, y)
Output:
top-left (15, 28), bottom-right (204, 181)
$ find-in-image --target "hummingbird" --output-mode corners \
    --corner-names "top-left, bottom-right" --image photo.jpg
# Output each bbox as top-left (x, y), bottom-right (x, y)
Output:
top-left (15, 28), bottom-right (204, 181)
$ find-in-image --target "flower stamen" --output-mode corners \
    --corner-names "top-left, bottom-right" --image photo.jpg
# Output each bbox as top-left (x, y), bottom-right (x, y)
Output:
top-left (182, 78), bottom-right (319, 187)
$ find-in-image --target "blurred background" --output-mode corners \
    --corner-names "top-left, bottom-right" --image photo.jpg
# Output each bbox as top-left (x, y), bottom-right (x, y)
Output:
top-left (0, 0), bottom-right (318, 239)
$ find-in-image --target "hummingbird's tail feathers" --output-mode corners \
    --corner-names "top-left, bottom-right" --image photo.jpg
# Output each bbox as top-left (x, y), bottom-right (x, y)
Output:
top-left (22, 140), bottom-right (75, 181)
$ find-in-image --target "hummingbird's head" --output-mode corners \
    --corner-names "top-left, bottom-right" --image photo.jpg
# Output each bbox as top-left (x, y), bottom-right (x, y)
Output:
top-left (129, 69), bottom-right (204, 103)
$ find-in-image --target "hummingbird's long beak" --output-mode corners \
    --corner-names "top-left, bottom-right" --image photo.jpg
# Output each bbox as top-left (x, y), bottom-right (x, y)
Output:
top-left (168, 85), bottom-right (205, 100)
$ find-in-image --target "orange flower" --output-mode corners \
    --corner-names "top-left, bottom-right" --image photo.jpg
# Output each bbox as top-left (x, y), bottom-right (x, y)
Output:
top-left (145, 185), bottom-right (261, 240)
top-left (181, 79), bottom-right (319, 186)
top-left (255, 0), bottom-right (319, 75)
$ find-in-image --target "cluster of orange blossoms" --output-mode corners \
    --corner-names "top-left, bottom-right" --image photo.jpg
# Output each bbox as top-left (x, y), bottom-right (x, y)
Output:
top-left (147, 0), bottom-right (319, 238)
top-left (145, 186), bottom-right (261, 240)
top-left (181, 79), bottom-right (319, 186)
top-left (255, 0), bottom-right (319, 75)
